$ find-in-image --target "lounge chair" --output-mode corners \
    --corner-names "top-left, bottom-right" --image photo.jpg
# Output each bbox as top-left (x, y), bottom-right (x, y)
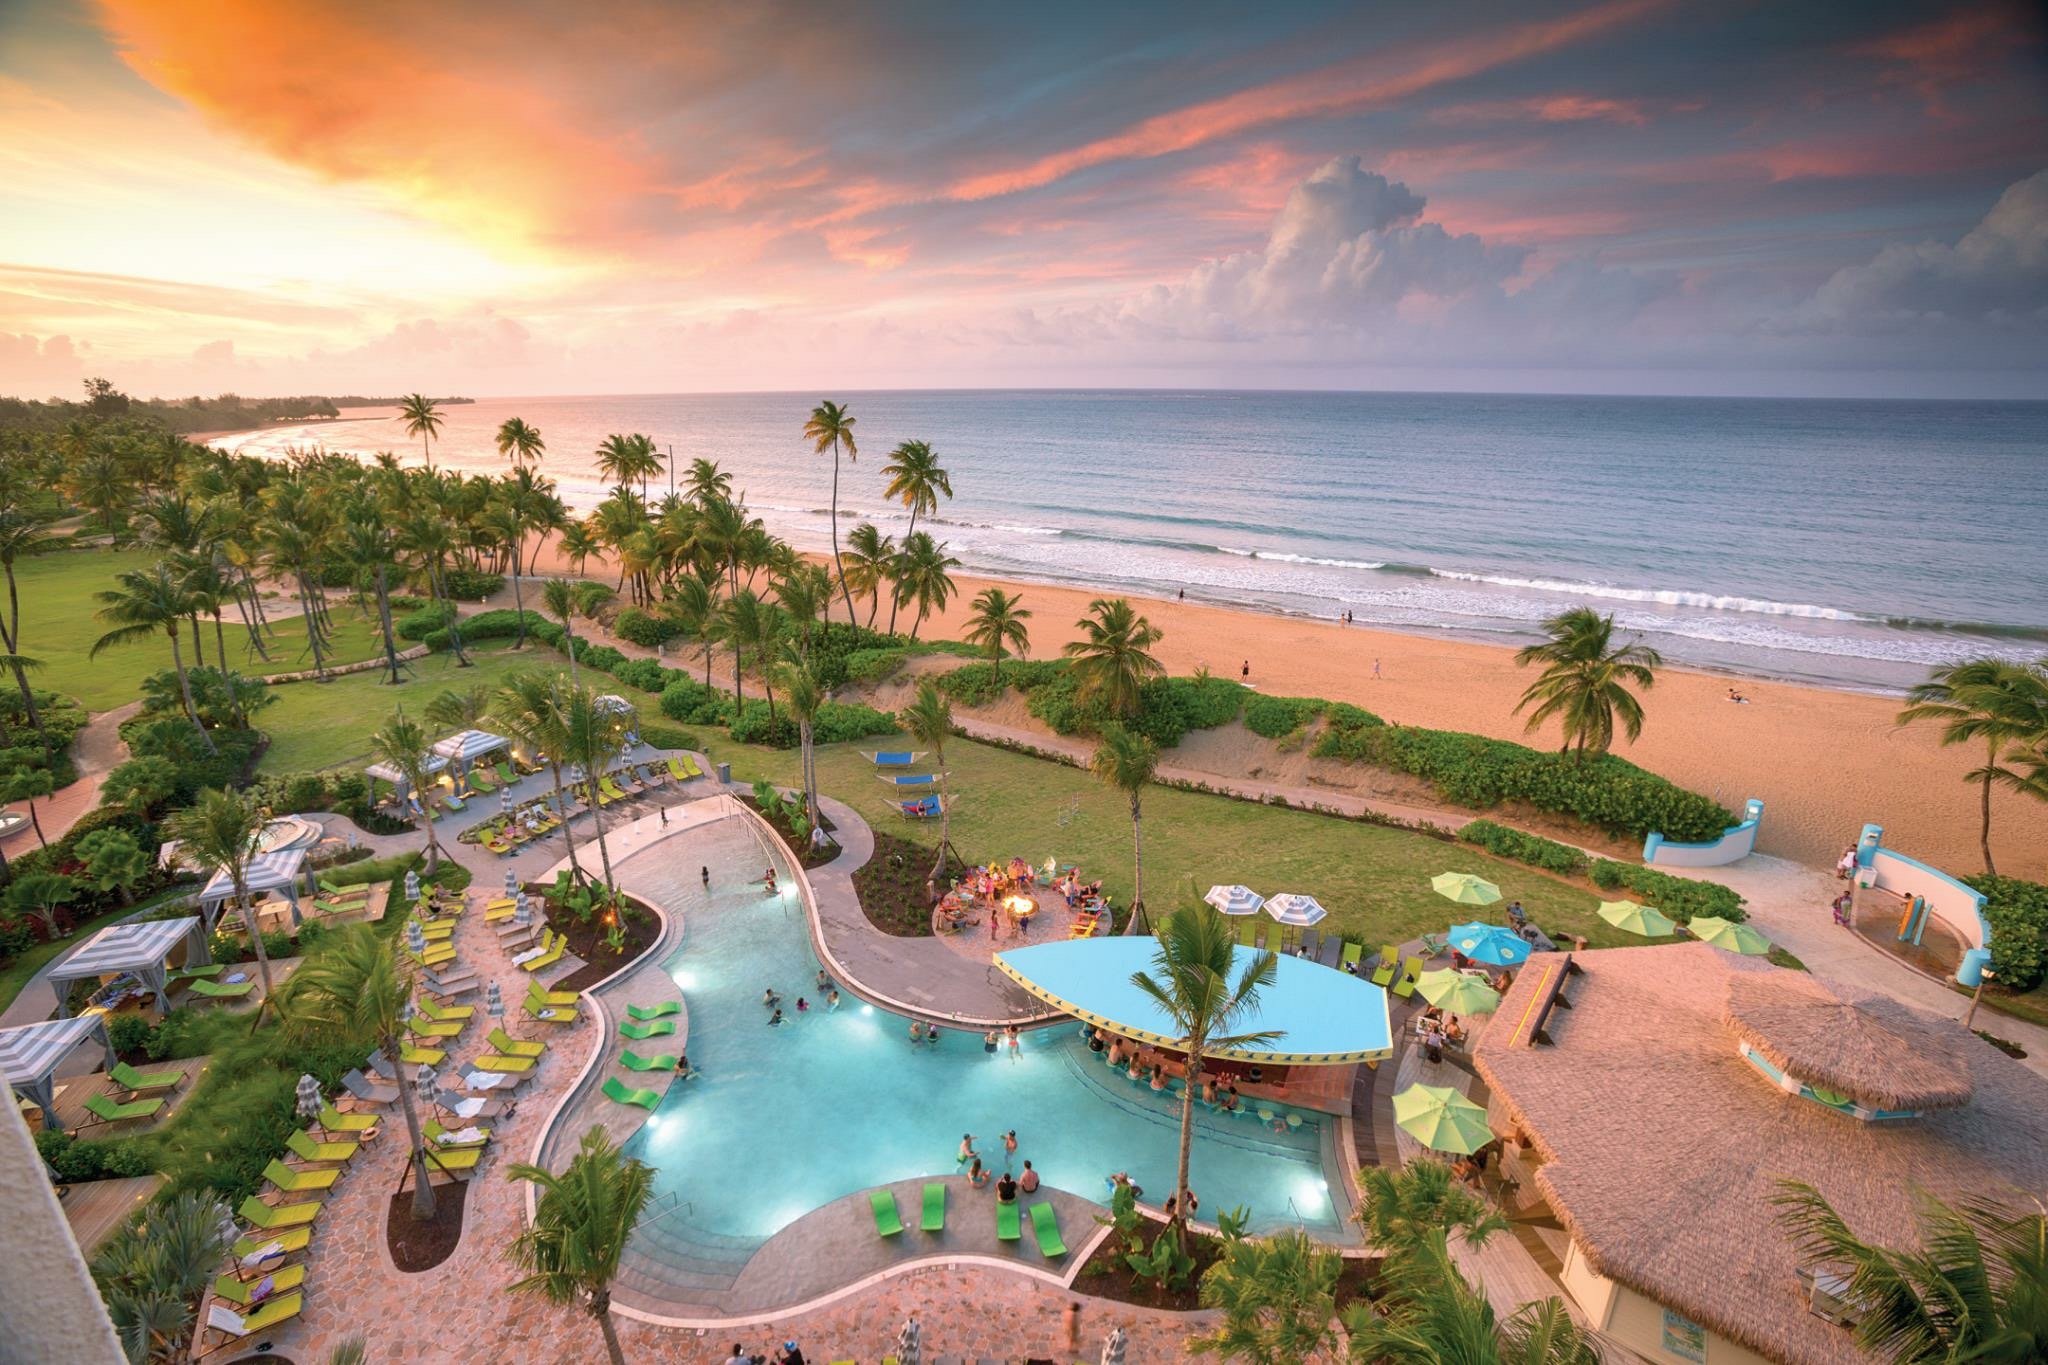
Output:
top-left (626, 1001), bottom-right (680, 1021)
top-left (1298, 929), bottom-right (1321, 960)
top-left (599, 776), bottom-right (628, 805)
top-left (109, 1060), bottom-right (185, 1097)
top-left (212, 1263), bottom-right (305, 1304)
top-left (203, 1291), bottom-right (304, 1347)
top-left (318, 877), bottom-right (368, 899)
top-left (1252, 924), bottom-right (1269, 951)
top-left (620, 1050), bottom-right (677, 1072)
top-left (81, 1093), bottom-right (164, 1128)
top-left (665, 756), bottom-right (691, 781)
top-left (484, 899), bottom-right (518, 923)
top-left (468, 767), bottom-right (497, 794)
top-left (238, 1195), bottom-right (321, 1230)
top-left (871, 1189), bottom-right (904, 1237)
top-left (495, 759), bottom-right (518, 787)
top-left (528, 981), bottom-right (577, 1007)
top-left (1318, 936), bottom-right (1344, 968)
top-left (317, 1103), bottom-right (378, 1137)
top-left (1235, 919), bottom-right (1256, 947)
top-left (489, 1027), bottom-right (546, 1058)
top-left (618, 1019), bottom-right (676, 1041)
top-left (1370, 946), bottom-right (1399, 987)
top-left (523, 994), bottom-right (577, 1025)
top-left (287, 1129), bottom-right (358, 1165)
top-left (1393, 955), bottom-right (1425, 998)
top-left (167, 962), bottom-right (225, 982)
top-left (1028, 1202), bottom-right (1067, 1258)
top-left (231, 1227), bottom-right (311, 1266)
top-left (418, 996), bottom-right (474, 1023)
top-left (410, 917), bottom-right (454, 940)
top-left (423, 1117), bottom-right (490, 1148)
top-left (473, 1052), bottom-right (536, 1075)
top-left (419, 1142), bottom-right (483, 1176)
top-left (1340, 940), bottom-right (1364, 973)
top-left (435, 1088), bottom-right (510, 1121)
top-left (515, 932), bottom-right (565, 973)
top-left (406, 942), bottom-right (457, 969)
top-left (397, 1043), bottom-right (446, 1067)
top-left (996, 1200), bottom-right (1021, 1242)
top-left (187, 977), bottom-right (254, 1001)
top-left (921, 1181), bottom-right (946, 1233)
top-left (421, 966), bottom-right (481, 997)
top-left (601, 1076), bottom-right (660, 1110)
top-left (442, 791), bottom-right (466, 812)
top-left (407, 1015), bottom-right (463, 1041)
top-left (263, 1159), bottom-right (340, 1195)
top-left (340, 1070), bottom-right (397, 1106)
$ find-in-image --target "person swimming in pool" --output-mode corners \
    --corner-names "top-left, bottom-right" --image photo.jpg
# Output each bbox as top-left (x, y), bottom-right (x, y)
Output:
top-left (762, 988), bottom-right (781, 1009)
top-left (767, 1009), bottom-right (784, 1027)
top-left (959, 1133), bottom-right (979, 1162)
top-left (826, 988), bottom-right (840, 1010)
top-left (815, 969), bottom-right (831, 991)
top-left (909, 1020), bottom-right (926, 1045)
top-left (984, 1030), bottom-right (999, 1056)
top-left (968, 1158), bottom-right (990, 1189)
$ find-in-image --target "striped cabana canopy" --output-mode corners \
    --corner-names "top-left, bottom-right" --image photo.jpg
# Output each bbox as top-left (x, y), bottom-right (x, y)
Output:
top-left (0, 1015), bottom-right (115, 1129)
top-left (46, 916), bottom-right (209, 1017)
top-left (432, 728), bottom-right (511, 766)
top-left (995, 938), bottom-right (1393, 1065)
top-left (199, 846), bottom-right (311, 930)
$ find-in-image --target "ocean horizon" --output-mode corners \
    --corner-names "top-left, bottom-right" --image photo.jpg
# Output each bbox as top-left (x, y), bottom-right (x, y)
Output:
top-left (210, 388), bottom-right (2048, 694)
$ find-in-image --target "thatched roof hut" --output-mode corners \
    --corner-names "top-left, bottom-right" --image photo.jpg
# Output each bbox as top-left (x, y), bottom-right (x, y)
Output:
top-left (1474, 943), bottom-right (2048, 1365)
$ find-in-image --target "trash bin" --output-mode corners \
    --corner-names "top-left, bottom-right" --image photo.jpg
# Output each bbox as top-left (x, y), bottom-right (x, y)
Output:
top-left (716, 761), bottom-right (731, 785)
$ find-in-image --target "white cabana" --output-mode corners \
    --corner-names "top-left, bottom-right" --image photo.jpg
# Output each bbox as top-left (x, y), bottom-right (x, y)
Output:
top-left (432, 729), bottom-right (510, 770)
top-left (46, 917), bottom-right (210, 1017)
top-left (593, 694), bottom-right (634, 715)
top-left (364, 753), bottom-right (448, 804)
top-left (199, 845), bottom-right (313, 930)
top-left (0, 1015), bottom-right (115, 1130)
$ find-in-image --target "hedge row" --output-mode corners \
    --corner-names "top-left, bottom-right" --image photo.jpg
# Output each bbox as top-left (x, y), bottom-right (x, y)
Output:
top-left (1459, 819), bottom-right (1589, 875)
top-left (1243, 693), bottom-right (1325, 740)
top-left (1589, 859), bottom-right (1746, 923)
top-left (1964, 874), bottom-right (2048, 993)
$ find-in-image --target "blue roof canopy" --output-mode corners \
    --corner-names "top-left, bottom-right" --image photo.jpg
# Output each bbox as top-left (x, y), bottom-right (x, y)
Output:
top-left (996, 938), bottom-right (1393, 1064)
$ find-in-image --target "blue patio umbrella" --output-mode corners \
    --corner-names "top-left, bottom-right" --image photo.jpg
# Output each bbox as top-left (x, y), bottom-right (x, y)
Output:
top-left (1446, 921), bottom-right (1531, 967)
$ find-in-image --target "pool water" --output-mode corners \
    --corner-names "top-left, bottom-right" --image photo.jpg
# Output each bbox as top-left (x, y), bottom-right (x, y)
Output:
top-left (625, 817), bottom-right (1352, 1255)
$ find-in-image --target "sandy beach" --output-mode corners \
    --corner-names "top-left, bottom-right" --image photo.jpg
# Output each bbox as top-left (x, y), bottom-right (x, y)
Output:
top-left (523, 538), bottom-right (2046, 877)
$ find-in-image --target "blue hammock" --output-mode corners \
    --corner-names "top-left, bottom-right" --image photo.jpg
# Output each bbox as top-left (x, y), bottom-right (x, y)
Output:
top-left (878, 773), bottom-right (942, 788)
top-left (864, 750), bottom-right (925, 767)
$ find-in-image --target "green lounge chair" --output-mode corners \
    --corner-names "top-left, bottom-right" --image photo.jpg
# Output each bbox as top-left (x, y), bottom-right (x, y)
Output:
top-left (1370, 946), bottom-right (1399, 987)
top-left (474, 1052), bottom-right (535, 1074)
top-left (410, 918), bottom-right (454, 940)
top-left (109, 1060), bottom-right (185, 1096)
top-left (205, 1290), bottom-right (303, 1343)
top-left (516, 932), bottom-right (565, 973)
top-left (528, 981), bottom-right (577, 1007)
top-left (212, 1262), bottom-right (305, 1306)
top-left (1028, 1201), bottom-right (1067, 1258)
top-left (418, 1142), bottom-right (483, 1174)
top-left (188, 977), bottom-right (254, 1001)
top-left (870, 1189), bottom-right (904, 1237)
top-left (1340, 940), bottom-right (1364, 973)
top-left (238, 1195), bottom-right (321, 1230)
top-left (602, 1076), bottom-right (660, 1110)
top-left (626, 1001), bottom-right (680, 1021)
top-left (442, 791), bottom-right (466, 811)
top-left (286, 1128), bottom-right (358, 1164)
top-left (495, 759), bottom-right (518, 787)
top-left (996, 1199), bottom-right (1021, 1242)
top-left (921, 1181), bottom-right (946, 1233)
top-left (406, 941), bottom-right (457, 968)
top-left (82, 1093), bottom-right (164, 1128)
top-left (407, 1015), bottom-right (463, 1041)
top-left (523, 995), bottom-right (577, 1025)
top-left (397, 1044), bottom-right (446, 1067)
top-left (317, 1104), bottom-right (377, 1135)
top-left (318, 877), bottom-right (368, 899)
top-left (418, 996), bottom-right (474, 1023)
top-left (666, 756), bottom-right (691, 781)
top-left (1235, 920), bottom-right (1256, 947)
top-left (488, 1027), bottom-right (545, 1059)
top-left (1393, 955), bottom-right (1425, 998)
top-left (263, 1159), bottom-right (340, 1194)
top-left (423, 1117), bottom-right (490, 1148)
top-left (167, 962), bottom-right (224, 982)
top-left (619, 1019), bottom-right (676, 1041)
top-left (468, 767), bottom-right (497, 793)
top-left (620, 1050), bottom-right (677, 1072)
top-left (232, 1226), bottom-right (311, 1261)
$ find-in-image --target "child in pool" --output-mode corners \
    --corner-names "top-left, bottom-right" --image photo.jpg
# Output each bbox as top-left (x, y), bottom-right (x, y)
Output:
top-left (767, 1009), bottom-right (784, 1027)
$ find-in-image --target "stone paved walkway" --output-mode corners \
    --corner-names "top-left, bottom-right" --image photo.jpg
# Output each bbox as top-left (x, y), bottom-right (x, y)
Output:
top-left (0, 699), bottom-right (138, 859)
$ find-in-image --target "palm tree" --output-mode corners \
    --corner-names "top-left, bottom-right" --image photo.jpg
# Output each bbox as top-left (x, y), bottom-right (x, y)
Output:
top-left (841, 523), bottom-right (896, 629)
top-left (335, 504), bottom-right (407, 684)
top-left (1773, 1180), bottom-right (2046, 1364)
top-left (901, 676), bottom-right (957, 880)
top-left (93, 561), bottom-right (217, 754)
top-left (557, 682), bottom-right (633, 889)
top-left (90, 1188), bottom-right (237, 1364)
top-left (594, 434), bottom-right (641, 496)
top-left (279, 925), bottom-right (442, 1218)
top-left (1064, 597), bottom-right (1164, 719)
top-left (1897, 657), bottom-right (2048, 876)
top-left (781, 645), bottom-right (824, 835)
top-left (720, 589), bottom-right (780, 718)
top-left (0, 486), bottom-right (64, 742)
top-left (425, 681), bottom-right (494, 732)
top-left (685, 457), bottom-right (732, 505)
top-left (881, 439), bottom-right (951, 633)
top-left (368, 706), bottom-right (447, 874)
top-left (490, 670), bottom-right (587, 880)
top-left (540, 578), bottom-right (614, 683)
top-left (664, 574), bottom-right (721, 687)
top-left (964, 587), bottom-right (1032, 683)
top-left (506, 1125), bottom-right (655, 1365)
top-left (398, 393), bottom-right (444, 469)
top-left (1188, 1228), bottom-right (1343, 1365)
top-left (1092, 724), bottom-right (1159, 928)
top-left (496, 416), bottom-right (545, 470)
top-left (163, 788), bottom-right (275, 1001)
top-left (802, 399), bottom-right (860, 627)
top-left (892, 531), bottom-right (959, 641)
top-left (1512, 608), bottom-right (1661, 760)
top-left (1340, 1227), bottom-right (1601, 1364)
top-left (1355, 1160), bottom-right (1505, 1255)
top-left (1131, 907), bottom-right (1279, 1230)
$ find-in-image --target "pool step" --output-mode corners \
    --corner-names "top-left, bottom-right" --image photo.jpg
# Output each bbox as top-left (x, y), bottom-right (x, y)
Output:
top-left (621, 1218), bottom-right (760, 1297)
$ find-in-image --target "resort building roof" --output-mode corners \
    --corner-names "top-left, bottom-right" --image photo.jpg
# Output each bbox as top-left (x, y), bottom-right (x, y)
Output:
top-left (995, 938), bottom-right (1393, 1064)
top-left (1473, 943), bottom-right (2048, 1365)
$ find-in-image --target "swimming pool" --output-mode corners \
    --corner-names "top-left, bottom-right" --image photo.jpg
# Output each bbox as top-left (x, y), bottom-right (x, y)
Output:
top-left (623, 815), bottom-right (1354, 1265)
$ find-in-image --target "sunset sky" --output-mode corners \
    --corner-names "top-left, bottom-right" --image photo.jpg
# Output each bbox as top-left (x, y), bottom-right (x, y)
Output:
top-left (2, 0), bottom-right (2045, 398)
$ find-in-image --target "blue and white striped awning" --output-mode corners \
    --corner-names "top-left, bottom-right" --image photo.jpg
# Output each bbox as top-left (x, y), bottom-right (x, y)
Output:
top-left (0, 1014), bottom-right (115, 1127)
top-left (432, 729), bottom-right (510, 763)
top-left (49, 917), bottom-right (201, 980)
top-left (200, 846), bottom-right (309, 906)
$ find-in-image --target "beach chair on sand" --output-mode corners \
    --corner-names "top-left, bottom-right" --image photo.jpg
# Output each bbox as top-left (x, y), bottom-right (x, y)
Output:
top-left (1393, 955), bottom-right (1425, 998)
top-left (996, 1200), bottom-right (1022, 1242)
top-left (871, 1189), bottom-right (904, 1237)
top-left (1029, 1201), bottom-right (1067, 1258)
top-left (602, 1077), bottom-right (660, 1110)
top-left (1370, 946), bottom-right (1399, 987)
top-left (921, 1182), bottom-right (946, 1232)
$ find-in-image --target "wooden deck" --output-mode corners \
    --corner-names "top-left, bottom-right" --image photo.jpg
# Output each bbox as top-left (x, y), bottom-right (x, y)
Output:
top-left (58, 1175), bottom-right (164, 1254)
top-left (47, 1053), bottom-right (215, 1136)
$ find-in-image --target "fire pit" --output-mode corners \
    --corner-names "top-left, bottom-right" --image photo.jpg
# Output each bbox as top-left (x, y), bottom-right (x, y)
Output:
top-left (1004, 893), bottom-right (1039, 921)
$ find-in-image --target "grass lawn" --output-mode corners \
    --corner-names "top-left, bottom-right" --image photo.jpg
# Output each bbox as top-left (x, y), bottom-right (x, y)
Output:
top-left (256, 642), bottom-right (548, 773)
top-left (14, 547), bottom-right (390, 712)
top-left (717, 734), bottom-right (1636, 954)
top-left (0, 885), bottom-right (198, 1014)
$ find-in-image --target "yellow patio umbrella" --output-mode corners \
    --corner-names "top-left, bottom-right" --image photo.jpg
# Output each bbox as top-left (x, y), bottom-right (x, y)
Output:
top-left (1689, 916), bottom-right (1772, 955)
top-left (1598, 900), bottom-right (1676, 937)
top-left (1431, 872), bottom-right (1502, 906)
top-left (1416, 968), bottom-right (1502, 1015)
top-left (1391, 1083), bottom-right (1492, 1154)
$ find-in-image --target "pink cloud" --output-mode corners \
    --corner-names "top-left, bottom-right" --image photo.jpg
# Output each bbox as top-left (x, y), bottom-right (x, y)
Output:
top-left (1431, 94), bottom-right (1651, 127)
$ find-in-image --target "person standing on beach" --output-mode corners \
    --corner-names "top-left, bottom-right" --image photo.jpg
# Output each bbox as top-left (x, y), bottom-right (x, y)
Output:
top-left (1373, 658), bottom-right (1382, 679)
top-left (1241, 660), bottom-right (1250, 681)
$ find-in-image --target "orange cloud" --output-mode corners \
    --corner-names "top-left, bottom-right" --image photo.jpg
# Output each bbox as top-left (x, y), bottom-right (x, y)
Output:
top-left (1432, 94), bottom-right (1651, 127)
top-left (945, 0), bottom-right (1665, 201)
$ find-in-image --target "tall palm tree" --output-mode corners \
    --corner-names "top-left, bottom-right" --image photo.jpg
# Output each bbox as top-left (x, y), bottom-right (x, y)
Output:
top-left (490, 670), bottom-right (587, 880)
top-left (368, 706), bottom-right (449, 874)
top-left (893, 531), bottom-right (959, 641)
top-left (664, 574), bottom-right (721, 687)
top-left (1773, 1180), bottom-right (2047, 1364)
top-left (1064, 597), bottom-right (1164, 719)
top-left (280, 925), bottom-right (441, 1218)
top-left (594, 434), bottom-right (641, 497)
top-left (1092, 724), bottom-right (1159, 927)
top-left (964, 587), bottom-right (1032, 683)
top-left (685, 457), bottom-right (731, 505)
top-left (1897, 657), bottom-right (2048, 876)
top-left (1131, 907), bottom-right (1279, 1229)
top-left (1512, 607), bottom-right (1661, 760)
top-left (802, 399), bottom-right (860, 627)
top-left (542, 578), bottom-right (611, 683)
top-left (557, 683), bottom-right (633, 889)
top-left (0, 488), bottom-right (63, 743)
top-left (1340, 1227), bottom-right (1601, 1365)
top-left (880, 439), bottom-right (951, 633)
top-left (1188, 1228), bottom-right (1343, 1365)
top-left (720, 589), bottom-right (780, 718)
top-left (841, 523), bottom-right (896, 629)
top-left (496, 416), bottom-right (546, 470)
top-left (781, 645), bottom-right (824, 835)
top-left (901, 676), bottom-right (957, 880)
top-left (92, 561), bottom-right (217, 754)
top-left (398, 394), bottom-right (444, 470)
top-left (506, 1125), bottom-right (655, 1365)
top-left (163, 788), bottom-right (274, 1001)
top-left (336, 503), bottom-right (406, 684)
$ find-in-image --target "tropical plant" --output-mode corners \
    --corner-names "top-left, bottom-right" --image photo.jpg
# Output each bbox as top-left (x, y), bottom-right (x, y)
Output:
top-left (90, 1189), bottom-right (237, 1364)
top-left (491, 669), bottom-right (588, 879)
top-left (880, 438), bottom-right (951, 632)
top-left (720, 589), bottom-right (779, 717)
top-left (0, 767), bottom-right (53, 847)
top-left (75, 827), bottom-right (151, 905)
top-left (892, 531), bottom-right (959, 641)
top-left (1773, 1180), bottom-right (2048, 1364)
top-left (1064, 597), bottom-right (1165, 720)
top-left (684, 457), bottom-right (732, 505)
top-left (555, 681), bottom-right (633, 889)
top-left (802, 399), bottom-right (860, 627)
top-left (0, 482), bottom-right (64, 743)
top-left (1897, 657), bottom-right (2048, 876)
top-left (1188, 1228), bottom-right (1343, 1365)
top-left (1512, 607), bottom-right (1661, 761)
top-left (1127, 1221), bottom-right (1198, 1297)
top-left (840, 522), bottom-right (895, 628)
top-left (368, 705), bottom-right (448, 874)
top-left (900, 675), bottom-right (957, 879)
top-left (664, 574), bottom-right (721, 687)
top-left (1092, 724), bottom-right (1159, 925)
top-left (162, 787), bottom-right (274, 1001)
top-left (496, 415), bottom-right (546, 469)
top-left (4, 869), bottom-right (78, 938)
top-left (92, 560), bottom-right (217, 753)
top-left (506, 1124), bottom-right (656, 1365)
top-left (1340, 1226), bottom-right (1601, 1364)
top-left (398, 393), bottom-right (444, 469)
top-left (1355, 1160), bottom-right (1506, 1265)
top-left (424, 680), bottom-right (495, 732)
top-left (1131, 906), bottom-right (1279, 1229)
top-left (781, 645), bottom-right (824, 833)
top-left (963, 586), bottom-right (1032, 682)
top-left (542, 578), bottom-right (614, 684)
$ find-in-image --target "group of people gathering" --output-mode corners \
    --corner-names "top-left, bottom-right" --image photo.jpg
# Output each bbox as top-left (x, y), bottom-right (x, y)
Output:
top-left (937, 856), bottom-right (1106, 938)
top-left (957, 1129), bottom-right (1043, 1202)
top-left (761, 970), bottom-right (841, 1027)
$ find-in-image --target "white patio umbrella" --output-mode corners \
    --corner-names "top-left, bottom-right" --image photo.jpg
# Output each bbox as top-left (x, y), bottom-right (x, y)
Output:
top-left (895, 1316), bottom-right (921, 1365)
top-left (504, 868), bottom-right (519, 896)
top-left (403, 870), bottom-right (421, 903)
top-left (484, 981), bottom-right (504, 1027)
top-left (405, 920), bottom-right (428, 956)
top-left (294, 1073), bottom-right (322, 1122)
top-left (1205, 884), bottom-right (1265, 916)
top-left (1264, 893), bottom-right (1328, 928)
top-left (513, 894), bottom-right (532, 929)
top-left (500, 788), bottom-right (513, 817)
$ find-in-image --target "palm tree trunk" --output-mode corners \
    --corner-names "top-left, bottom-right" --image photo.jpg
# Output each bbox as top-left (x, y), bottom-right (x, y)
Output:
top-left (376, 564), bottom-right (403, 685)
top-left (26, 797), bottom-right (46, 848)
top-left (592, 794), bottom-right (617, 890)
top-left (550, 763), bottom-right (584, 878)
top-left (511, 537), bottom-right (529, 649)
top-left (394, 1074), bottom-right (438, 1219)
top-left (298, 580), bottom-right (329, 679)
top-left (438, 568), bottom-right (471, 667)
top-left (168, 629), bottom-right (219, 756)
top-left (831, 440), bottom-right (858, 629)
top-left (561, 615), bottom-right (580, 684)
top-left (1173, 1047), bottom-right (1197, 1230)
top-left (595, 1301), bottom-right (626, 1365)
top-left (235, 879), bottom-right (275, 1001)
top-left (702, 640), bottom-right (713, 688)
top-left (189, 615), bottom-right (206, 670)
top-left (0, 568), bottom-right (46, 750)
top-left (1130, 799), bottom-right (1145, 927)
top-left (887, 507), bottom-right (918, 636)
top-left (1980, 748), bottom-right (1997, 876)
top-left (931, 768), bottom-right (952, 882)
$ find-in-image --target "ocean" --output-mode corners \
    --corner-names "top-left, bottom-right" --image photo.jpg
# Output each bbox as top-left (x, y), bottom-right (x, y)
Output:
top-left (209, 390), bottom-right (2048, 693)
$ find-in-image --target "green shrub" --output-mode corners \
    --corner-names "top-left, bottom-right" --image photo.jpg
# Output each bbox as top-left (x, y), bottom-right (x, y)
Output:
top-left (107, 1013), bottom-right (155, 1057)
top-left (844, 646), bottom-right (909, 685)
top-left (1163, 676), bottom-right (1246, 731)
top-left (1589, 859), bottom-right (1746, 922)
top-left (36, 1129), bottom-right (143, 1183)
top-left (442, 568), bottom-right (503, 600)
top-left (639, 722), bottom-right (698, 752)
top-left (613, 607), bottom-right (682, 648)
top-left (729, 702), bottom-right (796, 749)
top-left (1460, 819), bottom-right (1589, 875)
top-left (659, 677), bottom-right (737, 728)
top-left (814, 701), bottom-right (900, 744)
top-left (1243, 693), bottom-right (1325, 739)
top-left (611, 658), bottom-right (669, 693)
top-left (939, 659), bottom-right (1065, 707)
top-left (1963, 874), bottom-right (2048, 992)
top-left (396, 601), bottom-right (455, 641)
